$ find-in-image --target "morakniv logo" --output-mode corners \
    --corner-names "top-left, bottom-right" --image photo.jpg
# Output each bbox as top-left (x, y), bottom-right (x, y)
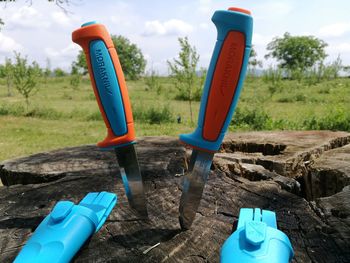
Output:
top-left (219, 42), bottom-right (238, 96)
top-left (95, 49), bottom-right (112, 95)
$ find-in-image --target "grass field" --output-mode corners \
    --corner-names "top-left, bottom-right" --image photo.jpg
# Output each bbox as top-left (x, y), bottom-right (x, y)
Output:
top-left (0, 76), bottom-right (349, 161)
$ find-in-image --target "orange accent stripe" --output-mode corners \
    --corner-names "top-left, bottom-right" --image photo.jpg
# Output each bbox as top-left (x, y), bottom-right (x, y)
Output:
top-left (108, 47), bottom-right (134, 125)
top-left (202, 31), bottom-right (245, 142)
top-left (72, 24), bottom-right (135, 147)
top-left (228, 7), bottom-right (251, 15)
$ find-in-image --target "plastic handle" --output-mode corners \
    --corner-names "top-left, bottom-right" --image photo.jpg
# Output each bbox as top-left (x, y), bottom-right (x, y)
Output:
top-left (220, 208), bottom-right (294, 263)
top-left (14, 192), bottom-right (117, 263)
top-left (72, 22), bottom-right (135, 148)
top-left (179, 8), bottom-right (253, 152)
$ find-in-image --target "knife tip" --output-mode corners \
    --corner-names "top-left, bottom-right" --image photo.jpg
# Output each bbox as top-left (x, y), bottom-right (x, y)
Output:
top-left (179, 215), bottom-right (192, 230)
top-left (135, 208), bottom-right (149, 219)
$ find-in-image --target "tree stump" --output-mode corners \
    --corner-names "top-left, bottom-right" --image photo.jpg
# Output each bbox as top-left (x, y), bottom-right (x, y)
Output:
top-left (0, 131), bottom-right (349, 263)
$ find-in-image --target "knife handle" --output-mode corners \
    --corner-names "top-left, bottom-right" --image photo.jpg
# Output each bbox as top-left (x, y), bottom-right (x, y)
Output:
top-left (180, 7), bottom-right (253, 152)
top-left (72, 22), bottom-right (135, 148)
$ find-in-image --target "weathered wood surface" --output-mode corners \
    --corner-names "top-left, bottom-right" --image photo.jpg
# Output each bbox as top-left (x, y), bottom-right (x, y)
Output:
top-left (0, 131), bottom-right (349, 263)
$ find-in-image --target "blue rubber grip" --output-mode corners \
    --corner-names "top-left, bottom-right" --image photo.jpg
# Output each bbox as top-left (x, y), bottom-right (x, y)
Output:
top-left (14, 192), bottom-right (117, 263)
top-left (89, 40), bottom-right (127, 136)
top-left (179, 9), bottom-right (253, 152)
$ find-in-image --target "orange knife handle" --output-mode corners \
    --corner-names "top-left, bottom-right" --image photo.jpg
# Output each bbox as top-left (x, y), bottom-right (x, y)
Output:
top-left (72, 22), bottom-right (135, 148)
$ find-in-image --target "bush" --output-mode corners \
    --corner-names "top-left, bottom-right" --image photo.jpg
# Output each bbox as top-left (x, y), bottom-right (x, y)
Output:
top-left (271, 119), bottom-right (299, 130)
top-left (0, 103), bottom-right (62, 120)
top-left (70, 74), bottom-right (81, 90)
top-left (24, 107), bottom-right (63, 119)
top-left (61, 92), bottom-right (73, 100)
top-left (133, 105), bottom-right (173, 124)
top-left (262, 67), bottom-right (283, 84)
top-left (0, 103), bottom-right (25, 116)
top-left (277, 93), bottom-right (306, 103)
top-left (145, 70), bottom-right (163, 95)
top-left (85, 111), bottom-right (103, 121)
top-left (173, 84), bottom-right (203, 101)
top-left (303, 107), bottom-right (350, 131)
top-left (318, 87), bottom-right (330, 94)
top-left (231, 107), bottom-right (271, 130)
top-left (53, 68), bottom-right (66, 77)
top-left (147, 106), bottom-right (173, 124)
top-left (262, 67), bottom-right (283, 96)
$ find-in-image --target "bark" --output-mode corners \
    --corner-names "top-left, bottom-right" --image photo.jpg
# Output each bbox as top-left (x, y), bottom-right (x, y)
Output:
top-left (0, 132), bottom-right (349, 262)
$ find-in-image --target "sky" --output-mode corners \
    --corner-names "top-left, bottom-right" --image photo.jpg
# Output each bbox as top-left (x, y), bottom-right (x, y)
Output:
top-left (0, 0), bottom-right (350, 74)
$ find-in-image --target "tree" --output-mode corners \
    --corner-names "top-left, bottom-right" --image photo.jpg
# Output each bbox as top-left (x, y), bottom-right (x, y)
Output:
top-left (71, 51), bottom-right (87, 75)
top-left (70, 73), bottom-right (81, 90)
top-left (73, 35), bottom-right (146, 80)
top-left (43, 58), bottom-right (52, 83)
top-left (13, 52), bottom-right (41, 108)
top-left (266, 32), bottom-right (327, 76)
top-left (0, 58), bottom-right (14, 96)
top-left (167, 36), bottom-right (200, 124)
top-left (145, 69), bottom-right (163, 95)
top-left (248, 47), bottom-right (262, 77)
top-left (53, 68), bottom-right (66, 77)
top-left (344, 65), bottom-right (350, 77)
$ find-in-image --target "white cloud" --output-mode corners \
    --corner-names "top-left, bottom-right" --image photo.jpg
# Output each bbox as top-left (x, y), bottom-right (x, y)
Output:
top-left (198, 0), bottom-right (212, 15)
top-left (8, 6), bottom-right (50, 29)
top-left (199, 23), bottom-right (209, 29)
top-left (0, 33), bottom-right (23, 55)
top-left (327, 43), bottom-right (350, 53)
top-left (44, 43), bottom-right (80, 70)
top-left (110, 15), bottom-right (133, 28)
top-left (253, 33), bottom-right (272, 46)
top-left (51, 11), bottom-right (79, 27)
top-left (337, 43), bottom-right (350, 52)
top-left (143, 53), bottom-right (151, 61)
top-left (143, 19), bottom-right (193, 36)
top-left (45, 43), bottom-right (80, 59)
top-left (319, 23), bottom-right (350, 37)
top-left (256, 1), bottom-right (293, 19)
top-left (111, 15), bottom-right (125, 24)
top-left (271, 2), bottom-right (293, 15)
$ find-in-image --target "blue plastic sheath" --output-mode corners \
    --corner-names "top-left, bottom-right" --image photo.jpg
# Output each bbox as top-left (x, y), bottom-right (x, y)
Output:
top-left (179, 9), bottom-right (253, 152)
top-left (14, 192), bottom-right (117, 263)
top-left (220, 208), bottom-right (294, 263)
top-left (89, 39), bottom-right (127, 136)
top-left (262, 209), bottom-right (277, 229)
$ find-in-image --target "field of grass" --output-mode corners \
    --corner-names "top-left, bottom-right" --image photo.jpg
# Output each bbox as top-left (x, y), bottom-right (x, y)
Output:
top-left (0, 76), bottom-right (349, 161)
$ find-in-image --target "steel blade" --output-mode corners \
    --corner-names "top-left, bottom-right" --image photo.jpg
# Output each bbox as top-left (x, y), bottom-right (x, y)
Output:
top-left (115, 144), bottom-right (148, 217)
top-left (179, 150), bottom-right (214, 230)
top-left (187, 149), bottom-right (198, 172)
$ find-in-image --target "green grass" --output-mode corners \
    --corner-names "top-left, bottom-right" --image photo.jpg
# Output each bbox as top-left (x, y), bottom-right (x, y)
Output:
top-left (0, 76), bottom-right (349, 161)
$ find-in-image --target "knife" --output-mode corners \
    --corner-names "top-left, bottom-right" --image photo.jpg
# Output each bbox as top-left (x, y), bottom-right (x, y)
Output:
top-left (179, 7), bottom-right (253, 229)
top-left (72, 22), bottom-right (148, 217)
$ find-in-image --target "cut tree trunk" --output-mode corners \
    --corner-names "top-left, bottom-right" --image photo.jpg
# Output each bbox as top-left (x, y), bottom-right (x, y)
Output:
top-left (0, 131), bottom-right (349, 263)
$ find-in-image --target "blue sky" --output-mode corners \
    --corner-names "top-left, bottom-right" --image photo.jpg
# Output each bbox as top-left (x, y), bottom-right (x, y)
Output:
top-left (1, 0), bottom-right (349, 74)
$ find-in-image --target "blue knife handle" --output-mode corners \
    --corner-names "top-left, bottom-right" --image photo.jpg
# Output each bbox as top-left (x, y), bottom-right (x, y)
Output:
top-left (180, 8), bottom-right (253, 152)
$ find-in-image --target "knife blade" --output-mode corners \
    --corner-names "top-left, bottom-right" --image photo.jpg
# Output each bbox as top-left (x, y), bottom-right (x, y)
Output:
top-left (72, 22), bottom-right (148, 217)
top-left (179, 7), bottom-right (253, 229)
